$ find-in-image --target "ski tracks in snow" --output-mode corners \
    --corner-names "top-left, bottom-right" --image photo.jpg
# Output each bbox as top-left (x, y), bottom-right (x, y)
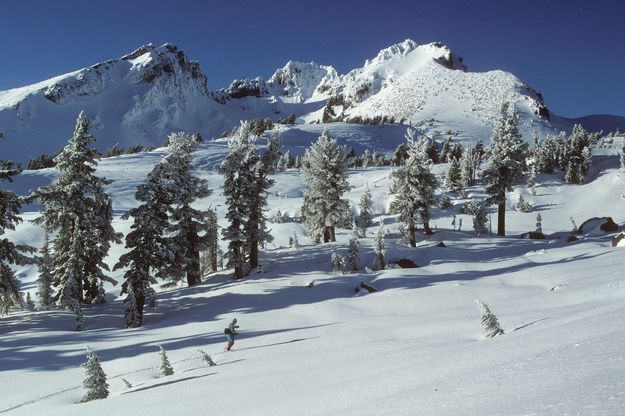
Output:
top-left (0, 351), bottom-right (227, 414)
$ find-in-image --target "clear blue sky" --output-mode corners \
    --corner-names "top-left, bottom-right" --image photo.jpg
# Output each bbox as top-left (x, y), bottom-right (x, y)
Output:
top-left (1, 0), bottom-right (624, 118)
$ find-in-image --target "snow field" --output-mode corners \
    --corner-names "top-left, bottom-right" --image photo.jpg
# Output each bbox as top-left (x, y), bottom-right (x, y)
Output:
top-left (1, 138), bottom-right (625, 415)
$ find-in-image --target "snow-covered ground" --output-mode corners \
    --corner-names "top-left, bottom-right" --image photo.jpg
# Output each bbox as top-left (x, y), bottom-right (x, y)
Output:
top-left (1, 131), bottom-right (625, 415)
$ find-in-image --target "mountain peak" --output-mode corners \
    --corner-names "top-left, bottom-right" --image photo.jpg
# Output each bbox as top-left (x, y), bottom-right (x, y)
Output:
top-left (365, 39), bottom-right (466, 71)
top-left (365, 39), bottom-right (418, 66)
top-left (268, 60), bottom-right (339, 102)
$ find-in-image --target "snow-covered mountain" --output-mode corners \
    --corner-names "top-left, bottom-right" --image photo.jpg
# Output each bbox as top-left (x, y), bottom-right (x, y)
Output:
top-left (320, 41), bottom-right (552, 137)
top-left (1, 40), bottom-right (623, 162)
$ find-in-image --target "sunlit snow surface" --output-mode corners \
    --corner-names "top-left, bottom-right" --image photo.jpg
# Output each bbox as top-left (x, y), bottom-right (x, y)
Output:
top-left (1, 132), bottom-right (625, 416)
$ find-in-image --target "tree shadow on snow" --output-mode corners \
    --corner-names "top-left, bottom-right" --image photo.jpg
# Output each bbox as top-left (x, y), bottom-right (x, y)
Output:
top-left (122, 372), bottom-right (217, 395)
top-left (0, 231), bottom-right (613, 374)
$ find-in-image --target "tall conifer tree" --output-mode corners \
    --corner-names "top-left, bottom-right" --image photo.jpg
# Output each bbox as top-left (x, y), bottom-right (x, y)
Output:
top-left (481, 103), bottom-right (528, 236)
top-left (301, 130), bottom-right (350, 243)
top-left (389, 128), bottom-right (438, 246)
top-left (0, 133), bottom-right (34, 314)
top-left (31, 112), bottom-right (120, 324)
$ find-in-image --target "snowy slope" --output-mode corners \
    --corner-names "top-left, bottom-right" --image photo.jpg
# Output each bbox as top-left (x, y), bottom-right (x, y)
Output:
top-left (0, 44), bottom-right (235, 162)
top-left (2, 126), bottom-right (625, 415)
top-left (3, 40), bottom-right (624, 164)
top-left (328, 40), bottom-right (556, 141)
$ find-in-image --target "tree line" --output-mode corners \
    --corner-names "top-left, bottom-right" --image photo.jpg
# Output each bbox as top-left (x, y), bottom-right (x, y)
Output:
top-left (0, 103), bottom-right (598, 329)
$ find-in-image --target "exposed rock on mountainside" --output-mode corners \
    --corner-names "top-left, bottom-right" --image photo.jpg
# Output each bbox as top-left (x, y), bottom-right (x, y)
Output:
top-left (1, 39), bottom-right (623, 162)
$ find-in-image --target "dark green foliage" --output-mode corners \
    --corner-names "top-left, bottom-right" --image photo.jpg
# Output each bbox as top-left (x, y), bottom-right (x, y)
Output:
top-left (81, 346), bottom-right (109, 402)
top-left (105, 144), bottom-right (124, 157)
top-left (481, 103), bottom-right (529, 236)
top-left (126, 144), bottom-right (144, 154)
top-left (389, 129), bottom-right (438, 246)
top-left (31, 112), bottom-right (121, 327)
top-left (1, 134), bottom-right (34, 314)
top-left (27, 153), bottom-right (56, 170)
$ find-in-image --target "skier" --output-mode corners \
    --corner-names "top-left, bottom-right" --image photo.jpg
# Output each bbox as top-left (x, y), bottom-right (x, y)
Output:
top-left (224, 318), bottom-right (239, 351)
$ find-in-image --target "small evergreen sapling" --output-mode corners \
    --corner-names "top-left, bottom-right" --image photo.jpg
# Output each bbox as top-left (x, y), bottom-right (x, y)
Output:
top-left (515, 195), bottom-right (532, 213)
top-left (331, 249), bottom-right (345, 274)
top-left (81, 346), bottom-right (109, 402)
top-left (122, 378), bottom-right (133, 389)
top-left (198, 349), bottom-right (217, 366)
top-left (159, 345), bottom-right (174, 376)
top-left (345, 237), bottom-right (360, 272)
top-left (476, 300), bottom-right (504, 338)
top-left (536, 213), bottom-right (543, 234)
top-left (373, 226), bottom-right (386, 271)
top-left (357, 184), bottom-right (374, 236)
top-left (291, 230), bottom-right (300, 249)
top-left (473, 202), bottom-right (489, 235)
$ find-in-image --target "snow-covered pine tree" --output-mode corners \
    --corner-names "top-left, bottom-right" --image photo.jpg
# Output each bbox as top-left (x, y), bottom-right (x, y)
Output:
top-left (536, 132), bottom-right (565, 173)
top-left (204, 207), bottom-right (219, 274)
top-left (262, 132), bottom-right (283, 174)
top-left (275, 153), bottom-right (286, 172)
top-left (345, 237), bottom-right (360, 272)
top-left (439, 136), bottom-right (451, 162)
top-left (473, 201), bottom-right (489, 235)
top-left (476, 300), bottom-right (504, 338)
top-left (389, 128), bottom-right (439, 246)
top-left (460, 143), bottom-right (482, 188)
top-left (301, 129), bottom-right (350, 243)
top-left (446, 157), bottom-right (462, 192)
top-left (58, 217), bottom-right (88, 330)
top-left (562, 124), bottom-right (592, 184)
top-left (274, 209), bottom-right (283, 224)
top-left (426, 139), bottom-right (440, 164)
top-left (113, 156), bottom-right (175, 328)
top-left (394, 143), bottom-right (409, 165)
top-left (221, 121), bottom-right (274, 274)
top-left (361, 149), bottom-right (373, 168)
top-left (247, 132), bottom-right (275, 270)
top-left (293, 155), bottom-right (302, 169)
top-left (481, 103), bottom-right (529, 236)
top-left (35, 232), bottom-right (54, 310)
top-left (536, 213), bottom-right (543, 234)
top-left (159, 345), bottom-right (174, 376)
top-left (197, 349), bottom-right (217, 366)
top-left (80, 346), bottom-right (109, 402)
top-left (277, 149), bottom-right (290, 172)
top-left (162, 132), bottom-right (212, 286)
top-left (449, 143), bottom-right (464, 162)
top-left (373, 225), bottom-right (386, 270)
top-left (515, 195), bottom-right (532, 213)
top-left (221, 122), bottom-right (257, 279)
top-left (0, 138), bottom-right (34, 314)
top-left (331, 249), bottom-right (345, 275)
top-left (357, 183), bottom-right (374, 236)
top-left (527, 162), bottom-right (537, 194)
top-left (31, 112), bottom-right (121, 308)
top-left (291, 230), bottom-right (300, 249)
